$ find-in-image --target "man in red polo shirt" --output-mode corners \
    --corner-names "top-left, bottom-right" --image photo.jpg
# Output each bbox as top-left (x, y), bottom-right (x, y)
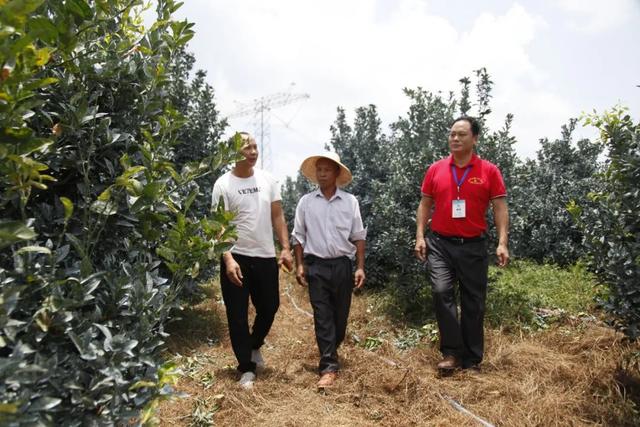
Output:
top-left (414, 116), bottom-right (509, 372)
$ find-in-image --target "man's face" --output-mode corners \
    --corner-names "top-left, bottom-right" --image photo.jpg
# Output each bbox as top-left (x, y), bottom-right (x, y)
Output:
top-left (448, 120), bottom-right (477, 155)
top-left (238, 137), bottom-right (258, 167)
top-left (315, 158), bottom-right (339, 188)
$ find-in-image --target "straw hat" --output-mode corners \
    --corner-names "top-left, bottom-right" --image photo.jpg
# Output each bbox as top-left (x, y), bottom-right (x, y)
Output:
top-left (300, 152), bottom-right (353, 187)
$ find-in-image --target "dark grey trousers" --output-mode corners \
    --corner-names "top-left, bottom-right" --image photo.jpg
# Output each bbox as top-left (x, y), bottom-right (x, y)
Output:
top-left (426, 233), bottom-right (489, 367)
top-left (305, 255), bottom-right (353, 374)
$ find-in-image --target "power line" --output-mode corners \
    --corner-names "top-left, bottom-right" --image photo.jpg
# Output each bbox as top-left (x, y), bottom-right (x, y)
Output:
top-left (226, 85), bottom-right (310, 170)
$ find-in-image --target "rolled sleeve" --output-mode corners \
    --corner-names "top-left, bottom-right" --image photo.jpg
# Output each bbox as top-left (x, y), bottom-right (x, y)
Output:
top-left (350, 228), bottom-right (366, 241)
top-left (349, 198), bottom-right (366, 242)
top-left (420, 166), bottom-right (434, 197)
top-left (271, 178), bottom-right (282, 202)
top-left (490, 166), bottom-right (507, 199)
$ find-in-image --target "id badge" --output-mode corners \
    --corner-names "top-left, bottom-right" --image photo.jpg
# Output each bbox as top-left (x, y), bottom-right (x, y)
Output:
top-left (452, 199), bottom-right (466, 218)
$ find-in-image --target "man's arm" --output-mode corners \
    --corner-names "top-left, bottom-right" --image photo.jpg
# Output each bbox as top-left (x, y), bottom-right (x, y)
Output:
top-left (222, 251), bottom-right (243, 287)
top-left (291, 197), bottom-right (308, 286)
top-left (354, 240), bottom-right (366, 289)
top-left (211, 180), bottom-right (243, 286)
top-left (492, 197), bottom-right (510, 267)
top-left (271, 200), bottom-right (293, 271)
top-left (293, 244), bottom-right (307, 287)
top-left (415, 195), bottom-right (434, 261)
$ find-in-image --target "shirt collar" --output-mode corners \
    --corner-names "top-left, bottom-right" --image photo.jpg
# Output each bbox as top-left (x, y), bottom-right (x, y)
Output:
top-left (448, 152), bottom-right (479, 167)
top-left (313, 187), bottom-right (344, 201)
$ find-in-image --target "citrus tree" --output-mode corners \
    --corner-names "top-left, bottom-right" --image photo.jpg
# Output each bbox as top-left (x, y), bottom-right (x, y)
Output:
top-left (0, 0), bottom-right (236, 423)
top-left (571, 107), bottom-right (640, 338)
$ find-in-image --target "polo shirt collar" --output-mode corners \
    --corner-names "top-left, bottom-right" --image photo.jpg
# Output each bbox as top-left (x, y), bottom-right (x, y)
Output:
top-left (448, 152), bottom-right (479, 167)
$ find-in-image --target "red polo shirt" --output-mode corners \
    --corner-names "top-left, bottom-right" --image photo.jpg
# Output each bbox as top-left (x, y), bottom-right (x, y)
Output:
top-left (421, 153), bottom-right (506, 238)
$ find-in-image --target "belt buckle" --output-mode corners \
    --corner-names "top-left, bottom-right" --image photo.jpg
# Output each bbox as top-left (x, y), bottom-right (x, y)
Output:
top-left (455, 236), bottom-right (464, 244)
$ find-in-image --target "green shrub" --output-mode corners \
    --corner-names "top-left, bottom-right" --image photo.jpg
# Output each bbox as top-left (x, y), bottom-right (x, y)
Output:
top-left (379, 272), bottom-right (434, 325)
top-left (0, 1), bottom-right (236, 424)
top-left (571, 108), bottom-right (640, 338)
top-left (377, 260), bottom-right (599, 332)
top-left (507, 120), bottom-right (603, 265)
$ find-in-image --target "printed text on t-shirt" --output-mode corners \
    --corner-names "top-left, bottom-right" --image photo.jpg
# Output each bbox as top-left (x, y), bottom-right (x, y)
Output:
top-left (238, 187), bottom-right (260, 195)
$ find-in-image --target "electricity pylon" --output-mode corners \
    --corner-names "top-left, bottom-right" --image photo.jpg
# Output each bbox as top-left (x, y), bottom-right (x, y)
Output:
top-left (227, 86), bottom-right (310, 170)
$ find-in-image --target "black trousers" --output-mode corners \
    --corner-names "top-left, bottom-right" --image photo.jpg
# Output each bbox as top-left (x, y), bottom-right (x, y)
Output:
top-left (305, 255), bottom-right (353, 374)
top-left (220, 254), bottom-right (280, 373)
top-left (426, 233), bottom-right (489, 367)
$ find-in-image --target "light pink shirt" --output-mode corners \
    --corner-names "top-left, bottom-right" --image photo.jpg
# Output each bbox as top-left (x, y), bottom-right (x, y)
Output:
top-left (292, 188), bottom-right (366, 259)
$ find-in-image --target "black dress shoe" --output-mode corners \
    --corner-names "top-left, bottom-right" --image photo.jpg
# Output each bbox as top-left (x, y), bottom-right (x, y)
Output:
top-left (436, 355), bottom-right (461, 370)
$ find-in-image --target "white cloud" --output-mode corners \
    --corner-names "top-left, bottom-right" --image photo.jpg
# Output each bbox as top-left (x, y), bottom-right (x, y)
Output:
top-left (555, 0), bottom-right (639, 33)
top-left (170, 0), bottom-right (605, 181)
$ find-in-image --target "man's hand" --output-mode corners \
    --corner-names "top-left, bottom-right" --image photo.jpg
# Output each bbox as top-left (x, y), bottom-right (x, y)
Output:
top-left (278, 248), bottom-right (294, 273)
top-left (224, 256), bottom-right (243, 287)
top-left (295, 264), bottom-right (307, 287)
top-left (415, 236), bottom-right (428, 262)
top-left (496, 243), bottom-right (510, 267)
top-left (354, 268), bottom-right (366, 289)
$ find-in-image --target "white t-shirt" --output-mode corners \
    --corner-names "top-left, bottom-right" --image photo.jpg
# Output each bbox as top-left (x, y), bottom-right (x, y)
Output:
top-left (211, 169), bottom-right (281, 258)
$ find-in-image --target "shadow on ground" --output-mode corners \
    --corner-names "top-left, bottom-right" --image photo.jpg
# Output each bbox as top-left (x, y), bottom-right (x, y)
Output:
top-left (165, 286), bottom-right (226, 353)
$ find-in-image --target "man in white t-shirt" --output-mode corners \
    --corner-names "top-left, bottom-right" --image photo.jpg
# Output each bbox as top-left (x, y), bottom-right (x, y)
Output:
top-left (211, 132), bottom-right (293, 390)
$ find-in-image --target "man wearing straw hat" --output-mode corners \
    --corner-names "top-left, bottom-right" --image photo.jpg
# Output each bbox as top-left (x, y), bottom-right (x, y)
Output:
top-left (292, 152), bottom-right (366, 389)
top-left (211, 132), bottom-right (293, 390)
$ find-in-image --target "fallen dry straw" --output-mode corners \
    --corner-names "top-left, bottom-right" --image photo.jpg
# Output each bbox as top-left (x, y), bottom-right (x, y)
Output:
top-left (157, 277), bottom-right (640, 426)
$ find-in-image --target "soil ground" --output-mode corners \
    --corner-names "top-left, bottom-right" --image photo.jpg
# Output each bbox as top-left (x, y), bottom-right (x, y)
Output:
top-left (156, 275), bottom-right (640, 426)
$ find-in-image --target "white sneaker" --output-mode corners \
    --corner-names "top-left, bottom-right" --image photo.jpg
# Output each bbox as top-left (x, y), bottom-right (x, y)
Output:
top-left (251, 349), bottom-right (265, 369)
top-left (238, 371), bottom-right (256, 389)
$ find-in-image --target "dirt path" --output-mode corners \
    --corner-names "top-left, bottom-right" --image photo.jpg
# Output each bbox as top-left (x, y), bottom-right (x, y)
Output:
top-left (157, 275), bottom-right (639, 426)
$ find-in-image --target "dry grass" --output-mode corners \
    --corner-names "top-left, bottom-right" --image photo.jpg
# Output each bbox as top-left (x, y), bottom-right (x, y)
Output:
top-left (156, 276), bottom-right (640, 426)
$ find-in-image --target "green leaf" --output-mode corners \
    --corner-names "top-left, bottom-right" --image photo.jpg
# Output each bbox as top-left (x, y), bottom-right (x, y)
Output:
top-left (29, 396), bottom-right (62, 411)
top-left (184, 189), bottom-right (198, 213)
top-left (190, 261), bottom-right (200, 278)
top-left (2, 126), bottom-right (32, 142)
top-left (60, 197), bottom-right (73, 221)
top-left (66, 0), bottom-right (93, 19)
top-left (0, 0), bottom-right (45, 27)
top-left (121, 165), bottom-right (146, 179)
top-left (34, 47), bottom-right (52, 66)
top-left (23, 76), bottom-right (58, 91)
top-left (65, 233), bottom-right (87, 259)
top-left (15, 137), bottom-right (52, 155)
top-left (27, 16), bottom-right (59, 43)
top-left (80, 112), bottom-right (108, 124)
top-left (0, 220), bottom-right (36, 249)
top-left (90, 200), bottom-right (117, 216)
top-left (140, 400), bottom-right (158, 424)
top-left (129, 380), bottom-right (156, 391)
top-left (55, 244), bottom-right (70, 263)
top-left (97, 186), bottom-right (112, 201)
top-left (156, 246), bottom-right (175, 262)
top-left (16, 245), bottom-right (51, 255)
top-left (142, 181), bottom-right (163, 200)
top-left (82, 273), bottom-right (102, 297)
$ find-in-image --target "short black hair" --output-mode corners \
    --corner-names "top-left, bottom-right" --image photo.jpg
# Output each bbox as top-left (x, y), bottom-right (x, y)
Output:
top-left (452, 116), bottom-right (481, 136)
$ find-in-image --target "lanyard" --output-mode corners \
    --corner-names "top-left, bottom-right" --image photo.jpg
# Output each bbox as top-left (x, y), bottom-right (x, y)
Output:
top-left (451, 165), bottom-right (472, 199)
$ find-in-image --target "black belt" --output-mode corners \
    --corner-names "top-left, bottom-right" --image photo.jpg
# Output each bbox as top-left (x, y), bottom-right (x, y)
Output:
top-left (304, 254), bottom-right (351, 263)
top-left (431, 231), bottom-right (486, 244)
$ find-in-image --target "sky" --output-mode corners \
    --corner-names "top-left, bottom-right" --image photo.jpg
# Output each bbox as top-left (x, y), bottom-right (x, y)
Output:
top-left (166, 0), bottom-right (640, 183)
